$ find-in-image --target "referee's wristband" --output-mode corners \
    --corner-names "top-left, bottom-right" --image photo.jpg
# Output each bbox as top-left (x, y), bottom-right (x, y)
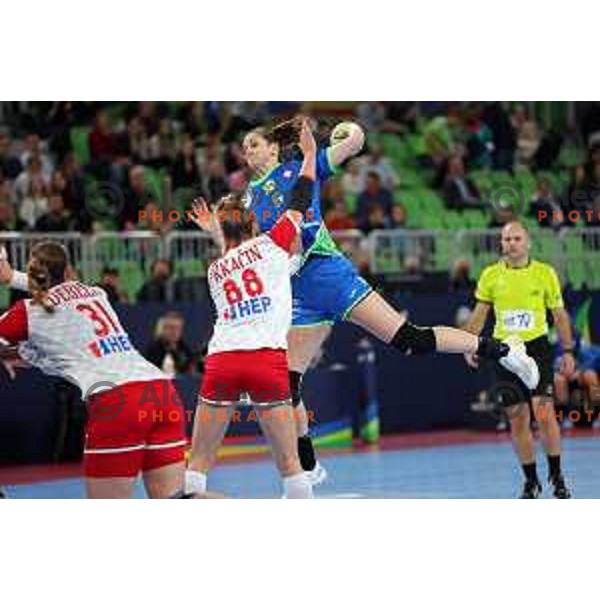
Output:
top-left (563, 348), bottom-right (575, 355)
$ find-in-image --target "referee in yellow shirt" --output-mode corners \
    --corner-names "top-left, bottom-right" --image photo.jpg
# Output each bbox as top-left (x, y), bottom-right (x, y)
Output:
top-left (465, 220), bottom-right (575, 498)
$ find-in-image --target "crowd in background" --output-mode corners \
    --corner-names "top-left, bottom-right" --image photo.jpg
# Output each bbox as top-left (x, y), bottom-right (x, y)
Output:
top-left (1, 101), bottom-right (600, 299)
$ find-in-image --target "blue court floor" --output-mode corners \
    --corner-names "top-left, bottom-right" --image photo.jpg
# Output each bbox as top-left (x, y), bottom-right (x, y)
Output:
top-left (5, 435), bottom-right (600, 498)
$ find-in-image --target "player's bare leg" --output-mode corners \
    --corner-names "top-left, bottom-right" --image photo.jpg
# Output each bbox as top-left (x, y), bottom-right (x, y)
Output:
top-left (86, 477), bottom-right (137, 499)
top-left (288, 324), bottom-right (332, 435)
top-left (532, 395), bottom-right (570, 498)
top-left (255, 403), bottom-right (313, 498)
top-left (580, 369), bottom-right (599, 414)
top-left (186, 402), bottom-right (234, 495)
top-left (348, 292), bottom-right (539, 387)
top-left (506, 403), bottom-right (541, 498)
top-left (143, 461), bottom-right (186, 499)
top-left (288, 324), bottom-right (331, 485)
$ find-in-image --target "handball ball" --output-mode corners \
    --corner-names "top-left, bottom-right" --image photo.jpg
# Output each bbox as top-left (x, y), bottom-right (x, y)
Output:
top-left (330, 121), bottom-right (356, 144)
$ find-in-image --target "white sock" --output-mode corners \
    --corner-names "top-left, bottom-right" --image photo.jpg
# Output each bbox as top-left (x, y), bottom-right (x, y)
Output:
top-left (185, 470), bottom-right (207, 495)
top-left (282, 472), bottom-right (314, 499)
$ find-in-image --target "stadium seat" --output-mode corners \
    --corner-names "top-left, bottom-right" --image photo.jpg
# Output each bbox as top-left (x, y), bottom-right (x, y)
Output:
top-left (70, 127), bottom-right (91, 165)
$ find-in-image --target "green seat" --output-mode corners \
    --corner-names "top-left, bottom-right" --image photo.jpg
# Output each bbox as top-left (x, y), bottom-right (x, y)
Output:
top-left (434, 237), bottom-right (451, 270)
top-left (568, 262), bottom-right (586, 290)
top-left (145, 168), bottom-right (166, 204)
top-left (178, 258), bottom-right (206, 278)
top-left (70, 127), bottom-right (91, 165)
top-left (117, 262), bottom-right (146, 299)
top-left (0, 286), bottom-right (9, 310)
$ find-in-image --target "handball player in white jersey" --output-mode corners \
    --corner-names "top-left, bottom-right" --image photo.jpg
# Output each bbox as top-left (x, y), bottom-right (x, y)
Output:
top-left (185, 119), bottom-right (318, 499)
top-left (0, 243), bottom-right (190, 499)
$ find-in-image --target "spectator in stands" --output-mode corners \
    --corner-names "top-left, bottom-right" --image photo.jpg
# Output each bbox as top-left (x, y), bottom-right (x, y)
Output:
top-left (0, 131), bottom-right (22, 180)
top-left (341, 158), bottom-right (364, 197)
top-left (482, 102), bottom-right (516, 171)
top-left (47, 101), bottom-right (77, 163)
top-left (355, 102), bottom-right (387, 132)
top-left (513, 106), bottom-right (541, 168)
top-left (533, 127), bottom-right (563, 171)
top-left (89, 110), bottom-right (116, 178)
top-left (531, 179), bottom-right (566, 231)
top-left (361, 203), bottom-right (390, 234)
top-left (442, 155), bottom-right (481, 209)
top-left (34, 194), bottom-right (74, 232)
top-left (98, 266), bottom-right (129, 305)
top-left (448, 258), bottom-right (474, 292)
top-left (12, 156), bottom-right (48, 206)
top-left (19, 133), bottom-right (53, 179)
top-left (177, 101), bottom-right (203, 139)
top-left (423, 105), bottom-right (462, 167)
top-left (136, 258), bottom-right (173, 302)
top-left (565, 164), bottom-right (587, 214)
top-left (0, 178), bottom-right (11, 204)
top-left (145, 118), bottom-right (176, 170)
top-left (464, 105), bottom-right (495, 170)
top-left (18, 178), bottom-right (49, 229)
top-left (120, 165), bottom-right (153, 230)
top-left (171, 136), bottom-right (202, 191)
top-left (584, 163), bottom-right (600, 227)
top-left (137, 101), bottom-right (161, 137)
top-left (144, 311), bottom-right (198, 375)
top-left (0, 199), bottom-right (27, 232)
top-left (363, 143), bottom-right (400, 190)
top-left (224, 141), bottom-right (248, 193)
top-left (325, 197), bottom-right (355, 231)
top-left (138, 200), bottom-right (172, 235)
top-left (60, 154), bottom-right (91, 232)
top-left (390, 203), bottom-right (408, 228)
top-left (355, 171), bottom-right (393, 232)
top-left (205, 157), bottom-right (229, 200)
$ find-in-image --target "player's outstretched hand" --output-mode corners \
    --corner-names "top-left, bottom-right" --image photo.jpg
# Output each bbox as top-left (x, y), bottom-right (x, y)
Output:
top-left (190, 197), bottom-right (216, 232)
top-left (298, 118), bottom-right (316, 158)
top-left (464, 353), bottom-right (480, 369)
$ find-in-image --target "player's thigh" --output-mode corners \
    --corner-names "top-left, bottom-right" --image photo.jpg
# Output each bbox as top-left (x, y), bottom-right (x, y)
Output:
top-left (346, 290), bottom-right (406, 343)
top-left (142, 381), bottom-right (187, 474)
top-left (84, 383), bottom-right (150, 482)
top-left (86, 477), bottom-right (137, 499)
top-left (288, 325), bottom-right (332, 373)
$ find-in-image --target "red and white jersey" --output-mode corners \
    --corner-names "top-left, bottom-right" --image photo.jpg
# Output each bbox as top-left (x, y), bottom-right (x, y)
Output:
top-left (207, 213), bottom-right (300, 355)
top-left (0, 280), bottom-right (165, 397)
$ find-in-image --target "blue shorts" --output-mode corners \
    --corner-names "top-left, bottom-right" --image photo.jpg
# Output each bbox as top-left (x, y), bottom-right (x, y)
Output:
top-left (291, 253), bottom-right (372, 327)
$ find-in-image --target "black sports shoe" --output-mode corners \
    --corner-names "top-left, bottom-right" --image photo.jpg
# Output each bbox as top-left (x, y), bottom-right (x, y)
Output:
top-left (520, 480), bottom-right (542, 498)
top-left (550, 475), bottom-right (572, 499)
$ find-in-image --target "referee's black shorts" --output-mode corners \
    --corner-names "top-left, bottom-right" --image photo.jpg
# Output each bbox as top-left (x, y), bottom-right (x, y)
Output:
top-left (491, 335), bottom-right (555, 407)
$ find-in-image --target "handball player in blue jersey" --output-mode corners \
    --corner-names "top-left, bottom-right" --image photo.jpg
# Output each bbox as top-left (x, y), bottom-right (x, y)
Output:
top-left (198, 117), bottom-right (540, 486)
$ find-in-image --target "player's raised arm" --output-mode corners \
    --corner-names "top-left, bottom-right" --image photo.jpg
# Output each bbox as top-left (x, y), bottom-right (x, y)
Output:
top-left (268, 119), bottom-right (316, 253)
top-left (189, 197), bottom-right (226, 254)
top-left (327, 121), bottom-right (365, 167)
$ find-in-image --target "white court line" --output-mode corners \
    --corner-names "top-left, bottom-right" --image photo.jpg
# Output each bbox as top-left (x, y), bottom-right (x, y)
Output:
top-left (316, 492), bottom-right (366, 499)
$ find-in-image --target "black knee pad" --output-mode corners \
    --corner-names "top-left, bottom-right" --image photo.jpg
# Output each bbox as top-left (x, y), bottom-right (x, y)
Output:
top-left (289, 370), bottom-right (303, 408)
top-left (390, 321), bottom-right (436, 355)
